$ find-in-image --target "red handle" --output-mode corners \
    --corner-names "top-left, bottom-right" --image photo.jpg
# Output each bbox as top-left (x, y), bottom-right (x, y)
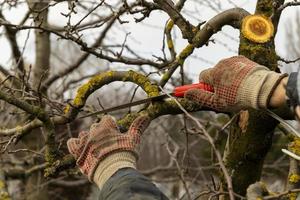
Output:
top-left (173, 82), bottom-right (214, 97)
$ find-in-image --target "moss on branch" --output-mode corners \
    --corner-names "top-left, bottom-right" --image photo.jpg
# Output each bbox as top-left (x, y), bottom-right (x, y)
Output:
top-left (0, 90), bottom-right (58, 167)
top-left (160, 8), bottom-right (250, 87)
top-left (222, 0), bottom-right (286, 197)
top-left (65, 70), bottom-right (160, 119)
top-left (44, 154), bottom-right (76, 178)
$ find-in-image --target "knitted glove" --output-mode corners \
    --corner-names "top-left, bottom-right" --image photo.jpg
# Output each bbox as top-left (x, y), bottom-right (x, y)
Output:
top-left (185, 56), bottom-right (287, 112)
top-left (67, 115), bottom-right (150, 189)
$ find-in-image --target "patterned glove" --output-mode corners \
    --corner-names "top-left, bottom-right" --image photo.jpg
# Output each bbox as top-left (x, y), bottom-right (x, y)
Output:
top-left (67, 114), bottom-right (150, 189)
top-left (185, 56), bottom-right (287, 112)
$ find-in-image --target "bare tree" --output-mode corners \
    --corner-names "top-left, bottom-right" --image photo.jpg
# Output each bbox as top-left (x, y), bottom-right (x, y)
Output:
top-left (0, 0), bottom-right (299, 199)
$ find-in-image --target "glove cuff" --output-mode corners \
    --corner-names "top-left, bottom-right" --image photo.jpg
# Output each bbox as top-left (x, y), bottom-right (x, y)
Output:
top-left (238, 66), bottom-right (288, 109)
top-left (258, 72), bottom-right (288, 108)
top-left (92, 151), bottom-right (136, 190)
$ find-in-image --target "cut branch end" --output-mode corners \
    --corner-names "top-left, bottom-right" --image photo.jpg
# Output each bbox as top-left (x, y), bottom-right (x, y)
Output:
top-left (241, 15), bottom-right (274, 43)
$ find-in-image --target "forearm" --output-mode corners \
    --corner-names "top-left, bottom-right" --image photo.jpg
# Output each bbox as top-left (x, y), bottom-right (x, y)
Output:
top-left (268, 76), bottom-right (300, 119)
top-left (269, 77), bottom-right (288, 108)
top-left (99, 168), bottom-right (169, 200)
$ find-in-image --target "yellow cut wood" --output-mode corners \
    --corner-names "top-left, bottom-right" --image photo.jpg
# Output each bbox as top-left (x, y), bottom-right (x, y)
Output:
top-left (241, 15), bottom-right (274, 43)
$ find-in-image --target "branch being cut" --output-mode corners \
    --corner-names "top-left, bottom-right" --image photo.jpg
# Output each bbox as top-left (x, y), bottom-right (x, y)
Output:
top-left (192, 8), bottom-right (249, 47)
top-left (160, 8), bottom-right (250, 87)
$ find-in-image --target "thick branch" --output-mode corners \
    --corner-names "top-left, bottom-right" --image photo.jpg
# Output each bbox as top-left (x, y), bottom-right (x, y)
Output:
top-left (192, 8), bottom-right (249, 47)
top-left (160, 8), bottom-right (250, 86)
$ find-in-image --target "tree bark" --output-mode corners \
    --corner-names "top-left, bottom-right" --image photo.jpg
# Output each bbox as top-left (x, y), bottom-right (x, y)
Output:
top-left (222, 0), bottom-right (285, 197)
top-left (24, 1), bottom-right (51, 200)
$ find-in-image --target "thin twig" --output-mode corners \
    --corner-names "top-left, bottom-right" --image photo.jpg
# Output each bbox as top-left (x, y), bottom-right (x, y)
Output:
top-left (159, 86), bottom-right (235, 200)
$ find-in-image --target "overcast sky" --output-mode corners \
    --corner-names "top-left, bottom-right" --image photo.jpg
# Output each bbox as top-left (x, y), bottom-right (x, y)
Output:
top-left (0, 0), bottom-right (299, 81)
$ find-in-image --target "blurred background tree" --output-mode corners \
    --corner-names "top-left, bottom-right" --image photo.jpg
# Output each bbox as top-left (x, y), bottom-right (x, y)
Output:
top-left (0, 0), bottom-right (300, 199)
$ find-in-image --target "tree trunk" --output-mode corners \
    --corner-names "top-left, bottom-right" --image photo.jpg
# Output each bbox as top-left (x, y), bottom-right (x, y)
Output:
top-left (221, 0), bottom-right (285, 197)
top-left (24, 1), bottom-right (51, 200)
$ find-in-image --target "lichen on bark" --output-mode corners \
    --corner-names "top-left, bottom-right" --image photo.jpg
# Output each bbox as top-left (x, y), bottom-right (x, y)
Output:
top-left (221, 0), bottom-right (285, 197)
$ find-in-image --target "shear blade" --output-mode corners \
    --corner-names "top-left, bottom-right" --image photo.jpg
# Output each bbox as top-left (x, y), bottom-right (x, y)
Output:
top-left (282, 149), bottom-right (300, 160)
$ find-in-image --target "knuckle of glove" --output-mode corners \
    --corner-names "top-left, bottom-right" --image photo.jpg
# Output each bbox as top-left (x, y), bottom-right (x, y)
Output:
top-left (67, 138), bottom-right (81, 158)
top-left (184, 89), bottom-right (202, 102)
top-left (129, 115), bottom-right (151, 135)
top-left (199, 69), bottom-right (214, 84)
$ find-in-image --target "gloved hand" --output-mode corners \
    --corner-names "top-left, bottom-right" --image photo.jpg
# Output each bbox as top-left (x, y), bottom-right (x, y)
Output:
top-left (185, 56), bottom-right (288, 112)
top-left (67, 114), bottom-right (150, 189)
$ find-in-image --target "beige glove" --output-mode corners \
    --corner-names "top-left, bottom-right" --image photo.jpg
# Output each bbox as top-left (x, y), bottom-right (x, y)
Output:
top-left (185, 56), bottom-right (287, 112)
top-left (67, 115), bottom-right (150, 189)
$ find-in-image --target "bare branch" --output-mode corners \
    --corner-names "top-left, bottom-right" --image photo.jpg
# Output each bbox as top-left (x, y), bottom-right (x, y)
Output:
top-left (277, 1), bottom-right (300, 12)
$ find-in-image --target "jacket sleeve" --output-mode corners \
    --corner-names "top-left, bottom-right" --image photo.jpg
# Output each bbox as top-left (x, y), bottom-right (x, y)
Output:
top-left (98, 168), bottom-right (169, 200)
top-left (286, 72), bottom-right (300, 108)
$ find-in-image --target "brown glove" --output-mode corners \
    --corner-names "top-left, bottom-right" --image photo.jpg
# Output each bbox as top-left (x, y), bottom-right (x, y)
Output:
top-left (67, 115), bottom-right (150, 189)
top-left (185, 56), bottom-right (287, 112)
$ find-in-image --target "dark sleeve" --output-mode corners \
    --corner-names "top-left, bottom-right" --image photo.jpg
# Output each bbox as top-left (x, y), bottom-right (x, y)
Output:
top-left (286, 72), bottom-right (300, 108)
top-left (98, 168), bottom-right (169, 200)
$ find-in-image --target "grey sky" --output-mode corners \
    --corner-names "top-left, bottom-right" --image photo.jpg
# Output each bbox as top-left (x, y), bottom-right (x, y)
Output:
top-left (0, 0), bottom-right (299, 82)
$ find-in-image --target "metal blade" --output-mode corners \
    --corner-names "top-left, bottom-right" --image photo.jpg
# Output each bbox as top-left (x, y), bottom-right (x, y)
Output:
top-left (78, 94), bottom-right (169, 119)
top-left (266, 109), bottom-right (300, 138)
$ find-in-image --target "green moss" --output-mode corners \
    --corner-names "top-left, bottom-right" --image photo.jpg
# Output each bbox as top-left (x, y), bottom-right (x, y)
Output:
top-left (45, 147), bottom-right (57, 164)
top-left (73, 72), bottom-right (114, 107)
top-left (222, 109), bottom-right (278, 195)
top-left (166, 20), bottom-right (174, 31)
top-left (44, 154), bottom-right (76, 178)
top-left (239, 36), bottom-right (277, 70)
top-left (255, 0), bottom-right (274, 17)
top-left (0, 181), bottom-right (11, 200)
top-left (289, 174), bottom-right (300, 184)
top-left (167, 39), bottom-right (174, 50)
top-left (177, 44), bottom-right (194, 65)
top-left (124, 70), bottom-right (159, 97)
top-left (0, 181), bottom-right (4, 189)
top-left (222, 18), bottom-right (277, 195)
top-left (15, 125), bottom-right (22, 133)
top-left (117, 99), bottom-right (201, 131)
top-left (289, 138), bottom-right (300, 155)
top-left (0, 192), bottom-right (11, 200)
top-left (64, 105), bottom-right (70, 114)
top-left (70, 70), bottom-right (159, 112)
top-left (288, 193), bottom-right (297, 200)
top-left (117, 113), bottom-right (141, 130)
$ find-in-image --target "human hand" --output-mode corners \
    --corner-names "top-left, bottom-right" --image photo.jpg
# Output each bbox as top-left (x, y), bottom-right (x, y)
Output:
top-left (67, 114), bottom-right (150, 189)
top-left (185, 56), bottom-right (287, 112)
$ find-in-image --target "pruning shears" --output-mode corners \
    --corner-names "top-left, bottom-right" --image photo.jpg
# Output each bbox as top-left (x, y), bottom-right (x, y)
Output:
top-left (78, 82), bottom-right (214, 119)
top-left (77, 81), bottom-right (300, 160)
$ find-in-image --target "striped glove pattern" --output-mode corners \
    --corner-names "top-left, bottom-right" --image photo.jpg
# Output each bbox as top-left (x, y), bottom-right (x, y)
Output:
top-left (185, 56), bottom-right (287, 112)
top-left (67, 115), bottom-right (150, 188)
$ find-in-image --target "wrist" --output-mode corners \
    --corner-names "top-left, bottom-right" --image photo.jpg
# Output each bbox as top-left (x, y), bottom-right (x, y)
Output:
top-left (93, 151), bottom-right (136, 190)
top-left (269, 76), bottom-right (288, 108)
top-left (239, 67), bottom-right (288, 109)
